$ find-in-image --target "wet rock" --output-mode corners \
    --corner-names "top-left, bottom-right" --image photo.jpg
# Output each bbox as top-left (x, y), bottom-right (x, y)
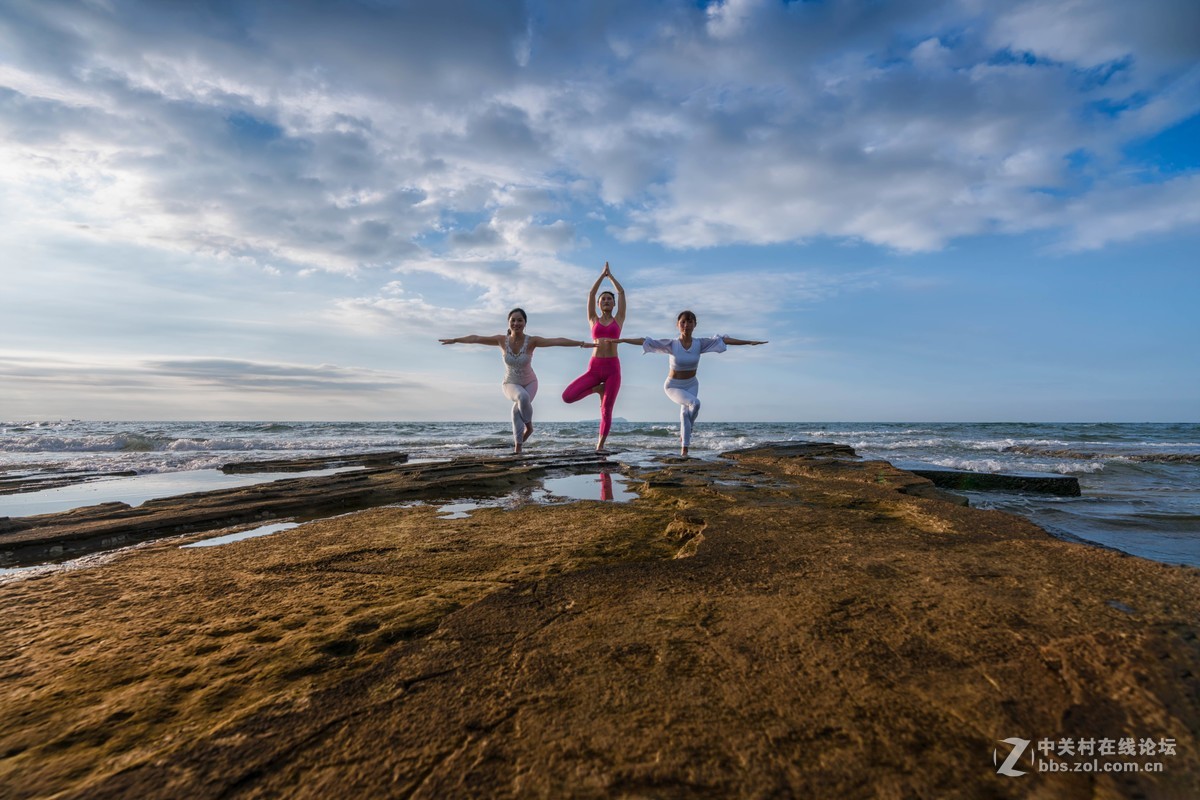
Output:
top-left (0, 517), bottom-right (31, 535)
top-left (1, 447), bottom-right (1198, 799)
top-left (0, 451), bottom-right (611, 567)
top-left (907, 468), bottom-right (1081, 496)
top-left (894, 479), bottom-right (971, 506)
top-left (220, 451), bottom-right (410, 473)
top-left (0, 470), bottom-right (138, 497)
top-left (724, 441), bottom-right (858, 459)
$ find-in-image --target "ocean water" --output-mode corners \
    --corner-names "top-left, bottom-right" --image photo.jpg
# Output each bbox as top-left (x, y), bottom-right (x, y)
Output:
top-left (2, 420), bottom-right (1197, 568)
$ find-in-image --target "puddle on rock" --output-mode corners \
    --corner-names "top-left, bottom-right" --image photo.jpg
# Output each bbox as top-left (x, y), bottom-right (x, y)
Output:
top-left (540, 472), bottom-right (637, 502)
top-left (426, 471), bottom-right (638, 520)
top-left (182, 522), bottom-right (301, 548)
top-left (0, 467), bottom-right (364, 518)
top-left (435, 502), bottom-right (478, 520)
top-left (4, 470), bottom-right (641, 575)
top-left (1, 542), bottom-right (156, 581)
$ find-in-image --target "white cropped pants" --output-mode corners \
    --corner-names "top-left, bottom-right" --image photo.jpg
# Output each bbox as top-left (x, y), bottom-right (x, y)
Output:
top-left (502, 378), bottom-right (537, 448)
top-left (663, 376), bottom-right (700, 448)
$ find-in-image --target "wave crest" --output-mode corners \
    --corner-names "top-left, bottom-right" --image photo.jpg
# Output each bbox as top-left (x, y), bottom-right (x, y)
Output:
top-left (1005, 445), bottom-right (1200, 464)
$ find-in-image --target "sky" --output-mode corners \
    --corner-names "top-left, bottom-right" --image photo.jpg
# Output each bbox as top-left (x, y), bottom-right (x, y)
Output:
top-left (1, 0), bottom-right (1197, 423)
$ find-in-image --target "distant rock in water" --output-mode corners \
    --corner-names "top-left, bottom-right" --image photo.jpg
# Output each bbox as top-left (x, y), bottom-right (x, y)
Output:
top-left (908, 468), bottom-right (1080, 496)
top-left (1004, 445), bottom-right (1200, 464)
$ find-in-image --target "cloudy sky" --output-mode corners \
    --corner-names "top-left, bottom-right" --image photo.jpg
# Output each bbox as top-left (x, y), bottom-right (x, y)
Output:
top-left (1, 0), bottom-right (1197, 422)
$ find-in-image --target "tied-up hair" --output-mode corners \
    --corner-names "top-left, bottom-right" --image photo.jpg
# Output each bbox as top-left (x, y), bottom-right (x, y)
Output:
top-left (598, 291), bottom-right (616, 303)
top-left (677, 310), bottom-right (697, 325)
top-left (507, 307), bottom-right (528, 335)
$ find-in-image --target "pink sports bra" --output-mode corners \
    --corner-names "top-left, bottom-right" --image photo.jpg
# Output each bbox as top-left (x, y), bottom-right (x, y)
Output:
top-left (591, 319), bottom-right (621, 340)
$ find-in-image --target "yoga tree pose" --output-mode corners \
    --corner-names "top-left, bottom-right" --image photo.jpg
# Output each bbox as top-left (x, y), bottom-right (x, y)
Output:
top-left (561, 262), bottom-right (627, 451)
top-left (603, 310), bottom-right (767, 457)
top-left (440, 308), bottom-right (591, 454)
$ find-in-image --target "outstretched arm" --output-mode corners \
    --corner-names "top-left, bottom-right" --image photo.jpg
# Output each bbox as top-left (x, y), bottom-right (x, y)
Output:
top-left (439, 334), bottom-right (504, 346)
top-left (603, 262), bottom-right (627, 326)
top-left (598, 337), bottom-right (645, 346)
top-left (723, 337), bottom-right (768, 346)
top-left (530, 336), bottom-right (593, 348)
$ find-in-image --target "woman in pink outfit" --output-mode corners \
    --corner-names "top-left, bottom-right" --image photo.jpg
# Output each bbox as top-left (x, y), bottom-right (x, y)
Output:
top-left (561, 262), bottom-right (627, 452)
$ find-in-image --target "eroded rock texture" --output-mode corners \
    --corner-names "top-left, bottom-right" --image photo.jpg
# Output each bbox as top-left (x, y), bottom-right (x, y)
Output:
top-left (2, 448), bottom-right (1197, 798)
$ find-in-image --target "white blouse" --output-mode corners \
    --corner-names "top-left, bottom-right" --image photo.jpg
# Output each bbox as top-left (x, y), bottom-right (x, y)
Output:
top-left (642, 335), bottom-right (727, 371)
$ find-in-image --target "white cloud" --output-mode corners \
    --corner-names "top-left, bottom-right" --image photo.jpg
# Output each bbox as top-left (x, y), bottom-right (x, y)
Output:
top-left (0, 0), bottom-right (1197, 280)
top-left (327, 280), bottom-right (491, 335)
top-left (1056, 173), bottom-right (1200, 251)
top-left (0, 351), bottom-right (421, 392)
top-left (987, 0), bottom-right (1200, 72)
top-left (627, 264), bottom-right (881, 332)
top-left (0, 350), bottom-right (431, 419)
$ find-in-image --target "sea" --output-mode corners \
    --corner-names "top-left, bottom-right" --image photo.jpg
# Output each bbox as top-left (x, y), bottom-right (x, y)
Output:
top-left (2, 420), bottom-right (1197, 569)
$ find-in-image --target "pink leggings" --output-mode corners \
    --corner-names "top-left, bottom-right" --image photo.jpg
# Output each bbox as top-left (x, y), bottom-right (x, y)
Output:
top-left (562, 356), bottom-right (621, 439)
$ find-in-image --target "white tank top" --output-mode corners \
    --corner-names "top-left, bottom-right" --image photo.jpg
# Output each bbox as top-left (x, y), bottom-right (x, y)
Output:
top-left (503, 336), bottom-right (535, 384)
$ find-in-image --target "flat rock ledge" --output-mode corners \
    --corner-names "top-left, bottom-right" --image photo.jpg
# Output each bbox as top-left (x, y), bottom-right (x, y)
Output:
top-left (220, 450), bottom-right (412, 474)
top-left (0, 469), bottom-right (139, 497)
top-left (1, 444), bottom-right (1197, 798)
top-left (907, 467), bottom-right (1082, 496)
top-left (0, 452), bottom-right (606, 567)
top-left (725, 442), bottom-right (1079, 497)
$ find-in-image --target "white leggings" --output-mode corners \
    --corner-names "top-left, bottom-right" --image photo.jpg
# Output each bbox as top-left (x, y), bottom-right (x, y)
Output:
top-left (664, 377), bottom-right (700, 448)
top-left (502, 379), bottom-right (538, 448)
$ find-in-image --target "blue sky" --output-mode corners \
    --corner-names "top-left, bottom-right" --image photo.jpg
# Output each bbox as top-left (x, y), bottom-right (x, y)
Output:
top-left (1, 0), bottom-right (1197, 422)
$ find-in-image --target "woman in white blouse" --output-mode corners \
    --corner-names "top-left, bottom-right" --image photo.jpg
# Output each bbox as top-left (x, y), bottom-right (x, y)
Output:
top-left (604, 310), bottom-right (766, 457)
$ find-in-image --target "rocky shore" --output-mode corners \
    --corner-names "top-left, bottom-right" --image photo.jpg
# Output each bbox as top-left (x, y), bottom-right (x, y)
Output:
top-left (1, 445), bottom-right (1197, 797)
top-left (0, 452), bottom-right (608, 567)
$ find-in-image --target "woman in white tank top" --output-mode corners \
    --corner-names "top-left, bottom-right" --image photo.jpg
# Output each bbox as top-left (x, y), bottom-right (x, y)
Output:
top-left (440, 308), bottom-right (591, 453)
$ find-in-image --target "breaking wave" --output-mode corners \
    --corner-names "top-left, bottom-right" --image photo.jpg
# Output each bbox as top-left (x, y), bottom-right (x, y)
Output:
top-left (1004, 446), bottom-right (1200, 464)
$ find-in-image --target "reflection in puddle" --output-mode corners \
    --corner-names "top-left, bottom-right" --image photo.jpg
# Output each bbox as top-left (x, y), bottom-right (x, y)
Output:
top-left (431, 471), bottom-right (637, 520)
top-left (541, 472), bottom-right (637, 502)
top-left (4, 470), bottom-right (641, 575)
top-left (182, 522), bottom-right (300, 548)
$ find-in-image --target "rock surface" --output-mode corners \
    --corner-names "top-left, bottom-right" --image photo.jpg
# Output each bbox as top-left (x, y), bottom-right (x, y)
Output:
top-left (0, 452), bottom-right (607, 566)
top-left (219, 451), bottom-right (411, 474)
top-left (0, 470), bottom-right (138, 497)
top-left (1, 448), bottom-right (1197, 798)
top-left (907, 467), bottom-right (1082, 496)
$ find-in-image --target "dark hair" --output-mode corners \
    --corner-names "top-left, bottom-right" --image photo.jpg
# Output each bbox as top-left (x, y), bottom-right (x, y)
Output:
top-left (677, 310), bottom-right (697, 324)
top-left (598, 291), bottom-right (615, 302)
top-left (507, 307), bottom-right (527, 334)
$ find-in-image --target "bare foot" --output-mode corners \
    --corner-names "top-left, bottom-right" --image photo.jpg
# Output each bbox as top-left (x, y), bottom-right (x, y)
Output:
top-left (592, 382), bottom-right (606, 397)
top-left (681, 446), bottom-right (689, 458)
top-left (514, 442), bottom-right (522, 454)
top-left (595, 437), bottom-right (607, 452)
top-left (522, 422), bottom-right (534, 442)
